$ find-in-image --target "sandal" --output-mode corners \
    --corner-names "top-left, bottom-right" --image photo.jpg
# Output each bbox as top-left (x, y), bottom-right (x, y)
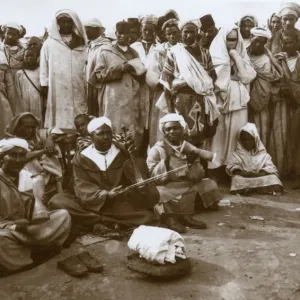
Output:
top-left (77, 251), bottom-right (104, 273)
top-left (57, 255), bottom-right (88, 277)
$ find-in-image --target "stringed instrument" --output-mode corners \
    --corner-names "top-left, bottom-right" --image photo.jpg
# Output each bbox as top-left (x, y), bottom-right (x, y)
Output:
top-left (117, 126), bottom-right (191, 210)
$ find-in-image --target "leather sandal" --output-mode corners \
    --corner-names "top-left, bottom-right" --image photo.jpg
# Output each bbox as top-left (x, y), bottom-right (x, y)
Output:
top-left (57, 255), bottom-right (88, 277)
top-left (163, 215), bottom-right (187, 233)
top-left (180, 215), bottom-right (207, 229)
top-left (77, 251), bottom-right (104, 273)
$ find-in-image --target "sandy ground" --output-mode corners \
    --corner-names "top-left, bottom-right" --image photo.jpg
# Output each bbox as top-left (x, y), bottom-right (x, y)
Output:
top-left (1, 185), bottom-right (300, 300)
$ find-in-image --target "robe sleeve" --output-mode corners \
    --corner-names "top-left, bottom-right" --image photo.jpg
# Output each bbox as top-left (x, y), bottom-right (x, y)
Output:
top-left (39, 42), bottom-right (49, 86)
top-left (231, 51), bottom-right (256, 84)
top-left (93, 51), bottom-right (124, 84)
top-left (14, 71), bottom-right (23, 102)
top-left (73, 164), bottom-right (109, 213)
top-left (261, 154), bottom-right (279, 177)
top-left (160, 51), bottom-right (175, 90)
top-left (146, 50), bottom-right (162, 89)
top-left (226, 152), bottom-right (242, 176)
top-left (4, 68), bottom-right (15, 103)
top-left (289, 58), bottom-right (300, 105)
top-left (146, 146), bottom-right (168, 185)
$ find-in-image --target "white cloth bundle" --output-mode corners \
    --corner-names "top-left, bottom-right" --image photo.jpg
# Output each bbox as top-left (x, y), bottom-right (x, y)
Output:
top-left (128, 225), bottom-right (187, 265)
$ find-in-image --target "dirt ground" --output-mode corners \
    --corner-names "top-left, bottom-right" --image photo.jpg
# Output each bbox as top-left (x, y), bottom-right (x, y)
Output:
top-left (1, 183), bottom-right (300, 300)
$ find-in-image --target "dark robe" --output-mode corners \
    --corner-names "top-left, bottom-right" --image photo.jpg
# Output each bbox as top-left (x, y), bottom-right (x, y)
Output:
top-left (49, 144), bottom-right (157, 228)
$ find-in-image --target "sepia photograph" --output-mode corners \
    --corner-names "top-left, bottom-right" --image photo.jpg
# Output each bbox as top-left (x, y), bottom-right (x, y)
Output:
top-left (0, 0), bottom-right (299, 299)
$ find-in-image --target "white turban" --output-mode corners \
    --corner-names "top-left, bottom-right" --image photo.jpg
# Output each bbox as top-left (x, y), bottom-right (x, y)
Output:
top-left (179, 19), bottom-right (201, 31)
top-left (56, 13), bottom-right (72, 20)
top-left (87, 117), bottom-right (112, 134)
top-left (250, 27), bottom-right (272, 39)
top-left (1, 22), bottom-right (22, 34)
top-left (159, 114), bottom-right (187, 133)
top-left (0, 138), bottom-right (29, 155)
top-left (84, 18), bottom-right (104, 28)
top-left (279, 2), bottom-right (300, 18)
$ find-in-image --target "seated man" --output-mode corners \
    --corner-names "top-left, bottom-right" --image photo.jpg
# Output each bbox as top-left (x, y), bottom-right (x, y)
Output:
top-left (49, 117), bottom-right (158, 230)
top-left (147, 114), bottom-right (223, 233)
top-left (5, 112), bottom-right (64, 220)
top-left (226, 123), bottom-right (283, 196)
top-left (0, 138), bottom-right (71, 275)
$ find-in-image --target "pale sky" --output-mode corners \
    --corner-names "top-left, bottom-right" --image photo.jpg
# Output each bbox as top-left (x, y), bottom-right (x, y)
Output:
top-left (0, 0), bottom-right (291, 37)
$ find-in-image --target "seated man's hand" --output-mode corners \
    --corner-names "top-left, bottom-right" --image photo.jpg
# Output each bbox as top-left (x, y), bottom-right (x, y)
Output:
top-left (44, 135), bottom-right (56, 154)
top-left (123, 63), bottom-right (135, 73)
top-left (107, 185), bottom-right (123, 199)
top-left (14, 219), bottom-right (29, 234)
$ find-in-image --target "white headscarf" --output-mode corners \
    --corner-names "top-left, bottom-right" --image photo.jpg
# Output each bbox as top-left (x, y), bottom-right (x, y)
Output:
top-left (250, 27), bottom-right (272, 40)
top-left (159, 114), bottom-right (187, 133)
top-left (1, 22), bottom-right (22, 34)
top-left (84, 18), bottom-right (104, 28)
top-left (49, 9), bottom-right (87, 43)
top-left (279, 2), bottom-right (300, 18)
top-left (0, 138), bottom-right (29, 155)
top-left (179, 19), bottom-right (202, 31)
top-left (238, 15), bottom-right (258, 27)
top-left (87, 117), bottom-right (112, 134)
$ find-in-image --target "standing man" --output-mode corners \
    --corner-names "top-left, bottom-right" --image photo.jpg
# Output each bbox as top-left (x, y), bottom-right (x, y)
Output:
top-left (87, 21), bottom-right (147, 152)
top-left (84, 18), bottom-right (111, 116)
top-left (199, 14), bottom-right (218, 49)
top-left (40, 9), bottom-right (88, 129)
top-left (268, 2), bottom-right (300, 54)
top-left (238, 15), bottom-right (258, 48)
top-left (0, 22), bottom-right (25, 115)
top-left (127, 18), bottom-right (141, 44)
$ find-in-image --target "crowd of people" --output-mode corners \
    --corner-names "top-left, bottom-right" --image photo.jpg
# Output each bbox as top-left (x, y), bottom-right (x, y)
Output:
top-left (0, 2), bottom-right (299, 276)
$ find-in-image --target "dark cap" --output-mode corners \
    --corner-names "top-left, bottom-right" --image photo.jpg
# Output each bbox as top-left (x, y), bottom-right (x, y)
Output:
top-left (200, 14), bottom-right (215, 31)
top-left (116, 21), bottom-right (131, 33)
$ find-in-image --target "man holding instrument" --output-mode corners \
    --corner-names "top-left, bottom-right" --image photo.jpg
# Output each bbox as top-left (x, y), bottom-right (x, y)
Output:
top-left (49, 117), bottom-right (158, 230)
top-left (147, 114), bottom-right (223, 233)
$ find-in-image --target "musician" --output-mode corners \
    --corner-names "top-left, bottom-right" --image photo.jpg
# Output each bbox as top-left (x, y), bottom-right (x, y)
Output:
top-left (49, 117), bottom-right (158, 230)
top-left (147, 114), bottom-right (223, 233)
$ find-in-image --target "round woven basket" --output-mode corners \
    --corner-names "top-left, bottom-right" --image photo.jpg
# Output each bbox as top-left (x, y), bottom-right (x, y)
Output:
top-left (126, 253), bottom-right (191, 279)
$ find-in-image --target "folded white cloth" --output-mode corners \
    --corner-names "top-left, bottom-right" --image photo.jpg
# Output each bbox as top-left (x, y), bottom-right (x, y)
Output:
top-left (128, 225), bottom-right (187, 265)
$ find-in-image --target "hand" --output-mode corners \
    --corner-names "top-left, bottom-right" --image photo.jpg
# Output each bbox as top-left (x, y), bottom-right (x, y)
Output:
top-left (40, 86), bottom-right (48, 98)
top-left (229, 49), bottom-right (238, 57)
top-left (122, 63), bottom-right (135, 73)
top-left (187, 153), bottom-right (198, 165)
top-left (274, 53), bottom-right (286, 61)
top-left (14, 219), bottom-right (29, 234)
top-left (44, 135), bottom-right (56, 154)
top-left (107, 185), bottom-right (123, 199)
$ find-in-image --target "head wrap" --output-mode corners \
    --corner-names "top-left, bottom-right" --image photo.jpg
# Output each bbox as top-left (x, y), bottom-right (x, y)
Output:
top-left (139, 15), bottom-right (158, 26)
top-left (0, 138), bottom-right (29, 155)
top-left (159, 114), bottom-right (187, 133)
top-left (200, 14), bottom-right (216, 32)
top-left (1, 22), bottom-right (22, 34)
top-left (238, 15), bottom-right (258, 27)
top-left (268, 13), bottom-right (281, 31)
top-left (87, 117), bottom-right (112, 134)
top-left (250, 27), bottom-right (272, 39)
top-left (161, 19), bottom-right (179, 32)
top-left (50, 9), bottom-right (87, 44)
top-left (279, 2), bottom-right (300, 18)
top-left (84, 18), bottom-right (104, 28)
top-left (179, 19), bottom-right (202, 31)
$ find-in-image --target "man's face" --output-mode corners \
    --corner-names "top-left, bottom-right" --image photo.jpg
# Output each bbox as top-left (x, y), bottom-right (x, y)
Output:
top-left (2, 147), bottom-right (27, 178)
top-left (282, 35), bottom-right (297, 55)
top-left (24, 51), bottom-right (37, 68)
top-left (141, 24), bottom-right (155, 42)
top-left (91, 124), bottom-right (113, 152)
top-left (28, 38), bottom-right (42, 53)
top-left (58, 17), bottom-right (74, 35)
top-left (282, 15), bottom-right (298, 29)
top-left (15, 115), bottom-right (37, 140)
top-left (226, 29), bottom-right (238, 50)
top-left (250, 36), bottom-right (267, 55)
top-left (129, 28), bottom-right (140, 43)
top-left (165, 26), bottom-right (180, 45)
top-left (85, 26), bottom-right (102, 41)
top-left (201, 26), bottom-right (217, 46)
top-left (182, 24), bottom-right (198, 46)
top-left (240, 20), bottom-right (255, 39)
top-left (271, 16), bottom-right (282, 33)
top-left (75, 117), bottom-right (89, 137)
top-left (163, 121), bottom-right (184, 145)
top-left (4, 28), bottom-right (19, 46)
top-left (116, 30), bottom-right (130, 46)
